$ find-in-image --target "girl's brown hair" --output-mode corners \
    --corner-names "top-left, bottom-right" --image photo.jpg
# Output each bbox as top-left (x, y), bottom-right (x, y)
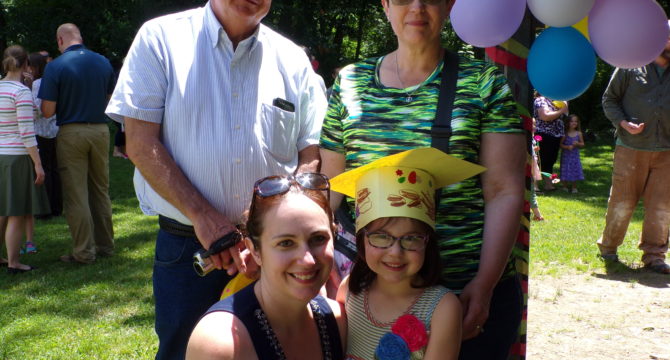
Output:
top-left (564, 114), bottom-right (582, 133)
top-left (28, 52), bottom-right (49, 79)
top-left (3, 45), bottom-right (28, 74)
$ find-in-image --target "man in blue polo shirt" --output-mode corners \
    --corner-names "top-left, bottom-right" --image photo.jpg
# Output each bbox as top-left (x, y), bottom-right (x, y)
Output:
top-left (39, 23), bottom-right (115, 264)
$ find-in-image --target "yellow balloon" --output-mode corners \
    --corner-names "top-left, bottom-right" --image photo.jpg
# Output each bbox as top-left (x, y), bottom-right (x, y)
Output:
top-left (552, 100), bottom-right (566, 109)
top-left (572, 16), bottom-right (590, 41)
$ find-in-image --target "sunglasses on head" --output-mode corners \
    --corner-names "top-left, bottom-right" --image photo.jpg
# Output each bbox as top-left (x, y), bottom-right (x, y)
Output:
top-left (365, 230), bottom-right (428, 251)
top-left (252, 173), bottom-right (330, 200)
top-left (390, 0), bottom-right (444, 6)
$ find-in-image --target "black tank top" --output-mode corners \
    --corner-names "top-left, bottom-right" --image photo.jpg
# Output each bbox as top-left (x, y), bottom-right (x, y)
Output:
top-left (205, 283), bottom-right (343, 360)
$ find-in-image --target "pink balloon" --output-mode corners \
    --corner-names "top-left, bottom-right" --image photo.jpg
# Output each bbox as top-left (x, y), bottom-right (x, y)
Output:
top-left (451, 0), bottom-right (527, 48)
top-left (589, 0), bottom-right (669, 69)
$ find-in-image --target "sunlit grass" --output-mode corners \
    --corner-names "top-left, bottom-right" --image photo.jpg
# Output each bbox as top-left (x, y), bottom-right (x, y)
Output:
top-left (530, 135), bottom-right (645, 276)
top-left (0, 129), bottom-right (647, 358)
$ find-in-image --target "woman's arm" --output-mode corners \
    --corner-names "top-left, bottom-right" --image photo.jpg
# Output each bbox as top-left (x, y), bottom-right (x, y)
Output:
top-left (559, 136), bottom-right (571, 150)
top-left (424, 292), bottom-right (462, 360)
top-left (186, 312), bottom-right (255, 360)
top-left (576, 132), bottom-right (585, 148)
top-left (537, 103), bottom-right (567, 122)
top-left (320, 148), bottom-right (346, 211)
top-left (26, 146), bottom-right (45, 185)
top-left (459, 132), bottom-right (525, 340)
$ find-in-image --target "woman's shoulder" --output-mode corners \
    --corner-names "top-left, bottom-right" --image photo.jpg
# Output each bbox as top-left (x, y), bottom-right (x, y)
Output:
top-left (186, 310), bottom-right (257, 360)
top-left (339, 57), bottom-right (379, 81)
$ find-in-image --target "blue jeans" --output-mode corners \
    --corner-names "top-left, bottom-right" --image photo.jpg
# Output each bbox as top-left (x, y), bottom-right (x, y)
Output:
top-left (153, 229), bottom-right (232, 360)
top-left (459, 275), bottom-right (523, 360)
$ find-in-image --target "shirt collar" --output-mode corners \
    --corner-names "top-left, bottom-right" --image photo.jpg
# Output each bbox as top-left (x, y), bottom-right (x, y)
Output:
top-left (64, 44), bottom-right (85, 53)
top-left (203, 1), bottom-right (260, 51)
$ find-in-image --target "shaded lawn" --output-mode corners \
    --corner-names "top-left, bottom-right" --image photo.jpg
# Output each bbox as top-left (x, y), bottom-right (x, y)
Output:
top-left (0, 130), bottom-right (158, 359)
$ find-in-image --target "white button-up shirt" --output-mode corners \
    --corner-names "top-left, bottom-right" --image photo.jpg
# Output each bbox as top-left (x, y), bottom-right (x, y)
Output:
top-left (106, 3), bottom-right (326, 225)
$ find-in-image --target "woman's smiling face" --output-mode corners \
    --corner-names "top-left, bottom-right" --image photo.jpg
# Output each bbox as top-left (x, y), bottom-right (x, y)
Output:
top-left (252, 192), bottom-right (334, 302)
top-left (382, 0), bottom-right (454, 47)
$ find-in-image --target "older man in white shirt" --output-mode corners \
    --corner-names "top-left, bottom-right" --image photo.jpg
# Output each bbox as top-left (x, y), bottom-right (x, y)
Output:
top-left (106, 1), bottom-right (326, 358)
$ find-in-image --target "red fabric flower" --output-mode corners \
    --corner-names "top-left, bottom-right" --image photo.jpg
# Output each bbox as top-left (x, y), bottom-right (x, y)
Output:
top-left (391, 314), bottom-right (428, 352)
top-left (533, 135), bottom-right (543, 142)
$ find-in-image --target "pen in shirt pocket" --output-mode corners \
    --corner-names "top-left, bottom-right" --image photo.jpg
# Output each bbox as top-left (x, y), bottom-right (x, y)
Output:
top-left (272, 98), bottom-right (295, 113)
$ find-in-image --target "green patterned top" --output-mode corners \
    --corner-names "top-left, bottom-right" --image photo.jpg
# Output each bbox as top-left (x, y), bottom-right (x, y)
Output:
top-left (320, 54), bottom-right (523, 291)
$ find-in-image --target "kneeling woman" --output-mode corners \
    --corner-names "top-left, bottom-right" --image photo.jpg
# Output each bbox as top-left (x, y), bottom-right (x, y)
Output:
top-left (187, 173), bottom-right (346, 360)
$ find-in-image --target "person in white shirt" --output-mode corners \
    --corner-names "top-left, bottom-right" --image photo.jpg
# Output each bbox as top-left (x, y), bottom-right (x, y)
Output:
top-left (105, 1), bottom-right (327, 358)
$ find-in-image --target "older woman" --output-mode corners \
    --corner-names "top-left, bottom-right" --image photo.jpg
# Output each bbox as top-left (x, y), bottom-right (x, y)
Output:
top-left (186, 173), bottom-right (346, 360)
top-left (319, 1), bottom-right (526, 359)
top-left (0, 45), bottom-right (49, 273)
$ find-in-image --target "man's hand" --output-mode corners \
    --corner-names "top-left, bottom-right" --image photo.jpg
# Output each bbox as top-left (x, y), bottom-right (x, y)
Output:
top-left (191, 210), bottom-right (246, 276)
top-left (620, 120), bottom-right (645, 135)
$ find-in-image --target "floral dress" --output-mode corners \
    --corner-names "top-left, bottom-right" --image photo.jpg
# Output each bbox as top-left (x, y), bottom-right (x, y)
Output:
top-left (345, 286), bottom-right (450, 360)
top-left (560, 134), bottom-right (584, 181)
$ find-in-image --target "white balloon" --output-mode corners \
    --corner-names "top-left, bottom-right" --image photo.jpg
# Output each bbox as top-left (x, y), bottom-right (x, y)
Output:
top-left (527, 0), bottom-right (596, 28)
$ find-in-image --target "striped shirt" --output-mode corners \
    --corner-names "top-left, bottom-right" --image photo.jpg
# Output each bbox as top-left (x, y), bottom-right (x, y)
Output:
top-left (344, 286), bottom-right (450, 360)
top-left (106, 3), bottom-right (327, 225)
top-left (0, 80), bottom-right (37, 155)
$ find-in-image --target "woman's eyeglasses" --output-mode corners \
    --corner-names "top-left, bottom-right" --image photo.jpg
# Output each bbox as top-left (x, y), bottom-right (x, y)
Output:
top-left (390, 0), bottom-right (444, 6)
top-left (253, 173), bottom-right (330, 199)
top-left (365, 230), bottom-right (428, 251)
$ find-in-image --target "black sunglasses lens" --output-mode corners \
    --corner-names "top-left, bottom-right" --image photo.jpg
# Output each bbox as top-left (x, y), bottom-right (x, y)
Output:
top-left (256, 177), bottom-right (291, 197)
top-left (296, 173), bottom-right (329, 190)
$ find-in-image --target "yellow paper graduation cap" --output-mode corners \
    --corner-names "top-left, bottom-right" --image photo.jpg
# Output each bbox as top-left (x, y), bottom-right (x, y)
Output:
top-left (330, 148), bottom-right (485, 231)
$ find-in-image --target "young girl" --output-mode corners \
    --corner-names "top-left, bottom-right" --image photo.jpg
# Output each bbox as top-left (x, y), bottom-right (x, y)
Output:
top-left (560, 114), bottom-right (585, 193)
top-left (531, 117), bottom-right (544, 221)
top-left (330, 148), bottom-right (484, 360)
top-left (0, 45), bottom-right (49, 273)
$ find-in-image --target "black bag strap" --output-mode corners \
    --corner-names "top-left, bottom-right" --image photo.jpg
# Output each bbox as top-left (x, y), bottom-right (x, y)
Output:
top-left (431, 50), bottom-right (459, 204)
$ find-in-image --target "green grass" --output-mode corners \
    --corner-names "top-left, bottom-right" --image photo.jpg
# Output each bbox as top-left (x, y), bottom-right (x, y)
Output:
top-left (0, 129), bottom-right (653, 358)
top-left (530, 136), bottom-right (647, 276)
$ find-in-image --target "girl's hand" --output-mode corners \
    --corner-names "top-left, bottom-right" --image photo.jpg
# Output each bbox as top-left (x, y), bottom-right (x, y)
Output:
top-left (34, 164), bottom-right (45, 185)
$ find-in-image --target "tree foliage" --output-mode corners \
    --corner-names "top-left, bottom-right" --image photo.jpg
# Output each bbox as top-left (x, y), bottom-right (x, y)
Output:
top-left (0, 0), bottom-right (667, 129)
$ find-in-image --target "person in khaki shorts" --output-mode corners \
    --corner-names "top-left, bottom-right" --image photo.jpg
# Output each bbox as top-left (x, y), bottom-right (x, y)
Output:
top-left (38, 23), bottom-right (115, 264)
top-left (597, 20), bottom-right (670, 274)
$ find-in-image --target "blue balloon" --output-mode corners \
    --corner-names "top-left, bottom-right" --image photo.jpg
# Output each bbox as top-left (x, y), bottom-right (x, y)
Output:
top-left (527, 27), bottom-right (596, 101)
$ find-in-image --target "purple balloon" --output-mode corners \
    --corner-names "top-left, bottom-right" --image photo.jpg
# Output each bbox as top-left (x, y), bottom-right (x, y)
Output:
top-left (451, 0), bottom-right (527, 48)
top-left (589, 0), bottom-right (669, 69)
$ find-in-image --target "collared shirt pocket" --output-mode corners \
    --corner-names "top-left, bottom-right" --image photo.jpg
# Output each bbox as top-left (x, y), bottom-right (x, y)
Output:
top-left (260, 103), bottom-right (298, 162)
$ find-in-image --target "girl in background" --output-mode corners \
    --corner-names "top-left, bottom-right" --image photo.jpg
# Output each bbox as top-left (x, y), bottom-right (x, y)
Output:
top-left (0, 45), bottom-right (49, 273)
top-left (560, 114), bottom-right (585, 193)
top-left (530, 118), bottom-right (544, 221)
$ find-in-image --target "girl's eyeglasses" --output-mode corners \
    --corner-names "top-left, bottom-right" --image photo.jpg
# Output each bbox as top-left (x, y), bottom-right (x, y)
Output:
top-left (365, 230), bottom-right (428, 251)
top-left (252, 173), bottom-right (330, 199)
top-left (390, 0), bottom-right (444, 6)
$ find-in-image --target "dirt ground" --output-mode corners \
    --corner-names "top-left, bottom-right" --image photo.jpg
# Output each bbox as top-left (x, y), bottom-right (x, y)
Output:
top-left (527, 267), bottom-right (670, 360)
